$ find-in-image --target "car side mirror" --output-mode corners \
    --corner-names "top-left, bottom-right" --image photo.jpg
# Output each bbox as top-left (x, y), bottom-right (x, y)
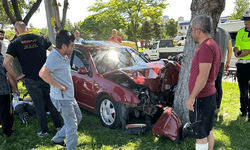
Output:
top-left (78, 67), bottom-right (89, 74)
top-left (149, 46), bottom-right (152, 50)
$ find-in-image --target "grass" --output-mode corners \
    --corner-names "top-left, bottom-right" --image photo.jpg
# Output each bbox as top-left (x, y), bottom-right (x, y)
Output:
top-left (0, 81), bottom-right (249, 150)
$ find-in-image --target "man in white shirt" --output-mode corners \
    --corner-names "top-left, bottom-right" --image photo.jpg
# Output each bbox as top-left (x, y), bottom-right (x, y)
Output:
top-left (74, 30), bottom-right (84, 44)
top-left (0, 29), bottom-right (10, 56)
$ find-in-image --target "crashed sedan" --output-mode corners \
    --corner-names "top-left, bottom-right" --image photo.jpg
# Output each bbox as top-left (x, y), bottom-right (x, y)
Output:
top-left (70, 41), bottom-right (182, 143)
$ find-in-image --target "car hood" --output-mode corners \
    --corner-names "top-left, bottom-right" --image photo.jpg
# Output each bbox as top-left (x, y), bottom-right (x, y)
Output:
top-left (102, 60), bottom-right (180, 92)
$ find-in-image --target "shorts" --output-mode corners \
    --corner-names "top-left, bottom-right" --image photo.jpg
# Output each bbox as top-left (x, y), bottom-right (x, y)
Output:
top-left (189, 93), bottom-right (216, 139)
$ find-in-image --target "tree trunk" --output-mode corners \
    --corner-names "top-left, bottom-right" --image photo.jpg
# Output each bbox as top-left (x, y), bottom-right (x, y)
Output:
top-left (131, 20), bottom-right (138, 51)
top-left (23, 0), bottom-right (42, 25)
top-left (2, 0), bottom-right (16, 23)
top-left (61, 0), bottom-right (69, 30)
top-left (52, 0), bottom-right (61, 31)
top-left (2, 0), bottom-right (42, 25)
top-left (52, 0), bottom-right (68, 31)
top-left (173, 0), bottom-right (225, 125)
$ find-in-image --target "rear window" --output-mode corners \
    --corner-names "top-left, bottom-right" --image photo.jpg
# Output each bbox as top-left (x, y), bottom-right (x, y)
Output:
top-left (159, 40), bottom-right (174, 48)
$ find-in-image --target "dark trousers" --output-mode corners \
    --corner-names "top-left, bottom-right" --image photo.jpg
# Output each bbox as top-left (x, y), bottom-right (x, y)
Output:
top-left (0, 94), bottom-right (14, 136)
top-left (215, 62), bottom-right (224, 109)
top-left (25, 78), bottom-right (61, 133)
top-left (15, 103), bottom-right (37, 120)
top-left (236, 63), bottom-right (250, 115)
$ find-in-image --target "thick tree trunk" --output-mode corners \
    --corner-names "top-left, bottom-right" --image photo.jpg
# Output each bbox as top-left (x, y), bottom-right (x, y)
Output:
top-left (173, 0), bottom-right (225, 125)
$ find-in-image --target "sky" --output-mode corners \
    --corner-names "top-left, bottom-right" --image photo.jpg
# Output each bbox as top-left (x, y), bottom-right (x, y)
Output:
top-left (29, 0), bottom-right (236, 29)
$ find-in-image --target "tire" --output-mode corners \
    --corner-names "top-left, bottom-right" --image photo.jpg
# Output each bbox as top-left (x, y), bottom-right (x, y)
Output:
top-left (97, 95), bottom-right (121, 129)
top-left (145, 54), bottom-right (150, 61)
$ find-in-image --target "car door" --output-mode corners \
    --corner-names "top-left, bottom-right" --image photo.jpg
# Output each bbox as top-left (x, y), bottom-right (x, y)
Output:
top-left (71, 49), bottom-right (96, 110)
top-left (149, 42), bottom-right (159, 60)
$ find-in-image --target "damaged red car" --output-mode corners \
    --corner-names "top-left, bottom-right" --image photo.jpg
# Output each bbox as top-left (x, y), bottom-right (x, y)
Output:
top-left (70, 41), bottom-right (182, 143)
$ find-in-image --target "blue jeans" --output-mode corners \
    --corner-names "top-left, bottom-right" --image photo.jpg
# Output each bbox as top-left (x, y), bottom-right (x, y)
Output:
top-left (51, 99), bottom-right (82, 150)
top-left (25, 78), bottom-right (61, 132)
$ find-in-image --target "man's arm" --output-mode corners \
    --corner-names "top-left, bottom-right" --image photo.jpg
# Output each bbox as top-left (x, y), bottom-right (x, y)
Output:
top-left (224, 40), bottom-right (233, 71)
top-left (39, 66), bottom-right (67, 92)
top-left (3, 55), bottom-right (24, 81)
top-left (186, 63), bottom-right (211, 112)
top-left (6, 72), bottom-right (19, 95)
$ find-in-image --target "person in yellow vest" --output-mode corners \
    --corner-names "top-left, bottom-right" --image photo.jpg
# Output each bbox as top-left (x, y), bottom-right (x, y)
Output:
top-left (233, 8), bottom-right (250, 121)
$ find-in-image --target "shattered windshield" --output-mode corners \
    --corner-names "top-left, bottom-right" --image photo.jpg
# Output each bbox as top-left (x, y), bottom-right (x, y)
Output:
top-left (90, 47), bottom-right (148, 74)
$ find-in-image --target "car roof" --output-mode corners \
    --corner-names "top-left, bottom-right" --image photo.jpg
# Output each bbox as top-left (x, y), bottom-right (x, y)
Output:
top-left (76, 41), bottom-right (132, 51)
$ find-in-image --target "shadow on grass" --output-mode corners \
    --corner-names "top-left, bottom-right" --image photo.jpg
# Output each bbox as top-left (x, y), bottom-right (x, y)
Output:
top-left (213, 113), bottom-right (250, 150)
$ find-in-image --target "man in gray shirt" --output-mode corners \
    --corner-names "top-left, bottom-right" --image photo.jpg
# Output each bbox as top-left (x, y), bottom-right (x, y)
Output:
top-left (214, 27), bottom-right (233, 111)
top-left (39, 30), bottom-right (82, 149)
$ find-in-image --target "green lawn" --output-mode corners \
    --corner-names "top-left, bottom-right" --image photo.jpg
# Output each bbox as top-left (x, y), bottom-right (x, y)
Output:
top-left (0, 81), bottom-right (249, 150)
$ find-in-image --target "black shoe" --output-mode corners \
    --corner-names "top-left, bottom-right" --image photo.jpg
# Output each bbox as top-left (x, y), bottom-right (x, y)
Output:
top-left (51, 139), bottom-right (66, 147)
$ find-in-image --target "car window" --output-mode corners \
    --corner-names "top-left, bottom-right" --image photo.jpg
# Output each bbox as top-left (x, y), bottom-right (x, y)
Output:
top-left (152, 43), bottom-right (158, 49)
top-left (72, 50), bottom-right (91, 76)
top-left (91, 48), bottom-right (148, 74)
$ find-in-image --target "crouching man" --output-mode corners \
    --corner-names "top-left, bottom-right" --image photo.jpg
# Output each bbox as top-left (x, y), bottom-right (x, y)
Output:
top-left (186, 15), bottom-right (221, 150)
top-left (39, 30), bottom-right (82, 149)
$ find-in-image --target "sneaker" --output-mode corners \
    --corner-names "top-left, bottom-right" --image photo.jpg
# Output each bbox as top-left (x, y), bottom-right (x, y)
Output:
top-left (22, 112), bottom-right (29, 124)
top-left (51, 139), bottom-right (66, 147)
top-left (37, 131), bottom-right (50, 137)
top-left (56, 127), bottom-right (62, 132)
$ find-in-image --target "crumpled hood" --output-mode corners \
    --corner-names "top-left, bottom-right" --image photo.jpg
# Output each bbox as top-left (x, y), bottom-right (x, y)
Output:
top-left (102, 60), bottom-right (180, 92)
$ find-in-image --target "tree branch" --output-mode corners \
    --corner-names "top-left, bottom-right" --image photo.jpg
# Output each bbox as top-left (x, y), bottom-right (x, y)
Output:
top-left (23, 0), bottom-right (42, 25)
top-left (52, 0), bottom-right (61, 31)
top-left (11, 0), bottom-right (22, 21)
top-left (2, 0), bottom-right (16, 24)
top-left (61, 0), bottom-right (69, 29)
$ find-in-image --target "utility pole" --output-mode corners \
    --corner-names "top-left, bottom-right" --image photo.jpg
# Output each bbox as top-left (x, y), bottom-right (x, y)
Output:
top-left (44, 0), bottom-right (56, 44)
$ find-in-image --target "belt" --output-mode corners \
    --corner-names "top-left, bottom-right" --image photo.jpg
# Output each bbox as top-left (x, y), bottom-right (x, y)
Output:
top-left (237, 59), bottom-right (250, 64)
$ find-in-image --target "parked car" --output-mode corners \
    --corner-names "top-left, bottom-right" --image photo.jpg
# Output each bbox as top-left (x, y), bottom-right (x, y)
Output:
top-left (71, 41), bottom-right (182, 143)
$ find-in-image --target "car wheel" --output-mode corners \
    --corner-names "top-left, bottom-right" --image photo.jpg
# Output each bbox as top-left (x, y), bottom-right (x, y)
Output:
top-left (97, 95), bottom-right (121, 129)
top-left (145, 54), bottom-right (150, 61)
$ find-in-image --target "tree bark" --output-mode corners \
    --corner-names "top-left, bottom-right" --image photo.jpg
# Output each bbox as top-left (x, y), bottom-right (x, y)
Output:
top-left (2, 0), bottom-right (16, 24)
top-left (11, 0), bottom-right (22, 21)
top-left (52, 0), bottom-right (68, 31)
top-left (61, 0), bottom-right (69, 30)
top-left (173, 0), bottom-right (225, 125)
top-left (52, 0), bottom-right (61, 31)
top-left (23, 0), bottom-right (42, 25)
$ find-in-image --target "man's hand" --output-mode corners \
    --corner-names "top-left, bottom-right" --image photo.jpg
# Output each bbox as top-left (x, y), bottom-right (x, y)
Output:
top-left (59, 85), bottom-right (68, 93)
top-left (224, 63), bottom-right (230, 71)
top-left (186, 97), bottom-right (195, 112)
top-left (16, 74), bottom-right (25, 83)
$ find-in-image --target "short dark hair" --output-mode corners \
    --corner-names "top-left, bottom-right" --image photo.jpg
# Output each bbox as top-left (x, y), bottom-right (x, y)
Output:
top-left (0, 29), bottom-right (5, 34)
top-left (191, 15), bottom-right (213, 34)
top-left (56, 30), bottom-right (75, 49)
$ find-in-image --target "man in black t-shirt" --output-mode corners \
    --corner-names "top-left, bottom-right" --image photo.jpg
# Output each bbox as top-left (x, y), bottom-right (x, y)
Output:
top-left (3, 21), bottom-right (62, 137)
